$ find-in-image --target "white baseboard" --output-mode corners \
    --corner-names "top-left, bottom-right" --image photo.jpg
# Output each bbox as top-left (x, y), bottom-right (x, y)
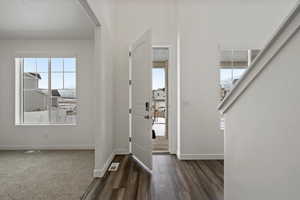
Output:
top-left (93, 152), bottom-right (115, 178)
top-left (93, 169), bottom-right (103, 178)
top-left (93, 148), bottom-right (130, 178)
top-left (0, 145), bottom-right (95, 150)
top-left (178, 154), bottom-right (224, 160)
top-left (114, 148), bottom-right (130, 155)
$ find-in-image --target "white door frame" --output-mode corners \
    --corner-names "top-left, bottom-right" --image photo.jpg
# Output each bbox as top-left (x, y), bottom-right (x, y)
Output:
top-left (152, 45), bottom-right (170, 153)
top-left (129, 44), bottom-right (177, 154)
top-left (152, 44), bottom-right (177, 154)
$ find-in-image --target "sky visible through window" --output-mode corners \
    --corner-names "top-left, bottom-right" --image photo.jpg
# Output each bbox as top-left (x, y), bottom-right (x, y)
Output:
top-left (24, 58), bottom-right (76, 89)
top-left (152, 68), bottom-right (165, 90)
top-left (220, 68), bottom-right (246, 83)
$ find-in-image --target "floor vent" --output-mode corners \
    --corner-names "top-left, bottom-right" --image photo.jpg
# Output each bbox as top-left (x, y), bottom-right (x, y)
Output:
top-left (108, 162), bottom-right (120, 171)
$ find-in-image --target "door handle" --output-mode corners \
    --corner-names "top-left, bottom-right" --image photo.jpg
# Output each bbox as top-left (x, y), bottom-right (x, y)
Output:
top-left (144, 115), bottom-right (150, 119)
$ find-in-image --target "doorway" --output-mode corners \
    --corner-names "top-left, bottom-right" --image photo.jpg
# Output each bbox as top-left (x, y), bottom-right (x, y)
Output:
top-left (152, 47), bottom-right (169, 153)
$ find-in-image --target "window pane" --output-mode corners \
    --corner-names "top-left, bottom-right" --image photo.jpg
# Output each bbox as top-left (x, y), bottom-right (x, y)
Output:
top-left (24, 58), bottom-right (36, 73)
top-left (50, 58), bottom-right (77, 124)
top-left (152, 68), bottom-right (165, 90)
top-left (51, 58), bottom-right (63, 72)
top-left (64, 73), bottom-right (76, 89)
top-left (36, 58), bottom-right (48, 73)
top-left (220, 69), bottom-right (232, 85)
top-left (51, 73), bottom-right (63, 89)
top-left (24, 73), bottom-right (38, 90)
top-left (17, 57), bottom-right (77, 125)
top-left (64, 58), bottom-right (76, 72)
top-left (50, 89), bottom-right (77, 124)
top-left (38, 73), bottom-right (48, 89)
top-left (23, 57), bottom-right (49, 124)
top-left (23, 80), bottom-right (49, 124)
top-left (23, 89), bottom-right (49, 124)
top-left (233, 69), bottom-right (246, 80)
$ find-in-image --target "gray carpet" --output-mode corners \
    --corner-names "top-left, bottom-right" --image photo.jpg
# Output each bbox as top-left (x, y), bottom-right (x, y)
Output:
top-left (0, 150), bottom-right (94, 200)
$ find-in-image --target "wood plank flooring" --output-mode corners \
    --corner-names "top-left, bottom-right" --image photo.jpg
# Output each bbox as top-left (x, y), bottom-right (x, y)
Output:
top-left (90, 155), bottom-right (223, 200)
top-left (152, 136), bottom-right (169, 152)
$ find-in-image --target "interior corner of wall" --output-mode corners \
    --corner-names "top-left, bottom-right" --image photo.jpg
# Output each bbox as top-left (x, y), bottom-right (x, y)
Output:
top-left (93, 149), bottom-right (115, 178)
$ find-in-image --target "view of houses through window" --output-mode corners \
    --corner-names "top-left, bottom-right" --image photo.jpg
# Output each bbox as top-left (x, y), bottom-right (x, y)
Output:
top-left (152, 68), bottom-right (166, 137)
top-left (219, 49), bottom-right (260, 130)
top-left (15, 57), bottom-right (77, 125)
top-left (219, 49), bottom-right (260, 101)
top-left (152, 47), bottom-right (169, 152)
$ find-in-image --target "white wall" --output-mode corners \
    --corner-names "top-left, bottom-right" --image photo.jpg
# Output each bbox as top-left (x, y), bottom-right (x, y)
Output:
top-left (177, 0), bottom-right (295, 159)
top-left (112, 0), bottom-right (295, 158)
top-left (0, 0), bottom-right (296, 179)
top-left (87, 0), bottom-right (116, 177)
top-left (224, 13), bottom-right (300, 199)
top-left (0, 39), bottom-right (94, 149)
top-left (113, 0), bottom-right (178, 154)
top-left (0, 0), bottom-right (117, 177)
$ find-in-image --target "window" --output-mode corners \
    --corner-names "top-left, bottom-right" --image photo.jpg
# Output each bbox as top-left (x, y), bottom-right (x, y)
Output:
top-left (218, 49), bottom-right (260, 130)
top-left (219, 49), bottom-right (260, 101)
top-left (220, 68), bottom-right (247, 90)
top-left (152, 68), bottom-right (165, 90)
top-left (15, 57), bottom-right (77, 125)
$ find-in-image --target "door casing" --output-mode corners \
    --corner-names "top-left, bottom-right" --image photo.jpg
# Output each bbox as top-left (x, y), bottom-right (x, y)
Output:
top-left (129, 44), bottom-right (177, 155)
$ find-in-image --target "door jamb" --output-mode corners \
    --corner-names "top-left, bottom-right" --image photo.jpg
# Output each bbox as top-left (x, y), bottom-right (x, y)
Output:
top-left (129, 46), bottom-right (133, 154)
top-left (129, 44), bottom-right (177, 154)
top-left (152, 45), bottom-right (176, 154)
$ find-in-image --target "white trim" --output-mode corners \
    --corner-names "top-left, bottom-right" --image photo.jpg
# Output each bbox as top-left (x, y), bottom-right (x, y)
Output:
top-left (218, 1), bottom-right (300, 114)
top-left (132, 155), bottom-right (152, 174)
top-left (178, 154), bottom-right (224, 160)
top-left (78, 0), bottom-right (101, 27)
top-left (152, 44), bottom-right (177, 154)
top-left (128, 46), bottom-right (132, 154)
top-left (14, 52), bottom-right (78, 58)
top-left (93, 152), bottom-right (115, 178)
top-left (14, 55), bottom-right (79, 126)
top-left (93, 149), bottom-right (136, 178)
top-left (0, 145), bottom-right (94, 150)
top-left (93, 169), bottom-right (103, 178)
top-left (114, 148), bottom-right (130, 155)
top-left (153, 150), bottom-right (170, 154)
top-left (129, 44), bottom-right (178, 154)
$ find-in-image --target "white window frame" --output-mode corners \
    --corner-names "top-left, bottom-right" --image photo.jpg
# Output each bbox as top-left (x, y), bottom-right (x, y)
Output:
top-left (15, 55), bottom-right (78, 126)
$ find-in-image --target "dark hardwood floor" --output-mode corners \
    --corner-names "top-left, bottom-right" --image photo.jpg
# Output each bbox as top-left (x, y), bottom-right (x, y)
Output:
top-left (88, 155), bottom-right (223, 200)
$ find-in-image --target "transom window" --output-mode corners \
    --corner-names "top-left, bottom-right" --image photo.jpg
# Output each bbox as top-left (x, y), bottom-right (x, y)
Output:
top-left (15, 57), bottom-right (77, 125)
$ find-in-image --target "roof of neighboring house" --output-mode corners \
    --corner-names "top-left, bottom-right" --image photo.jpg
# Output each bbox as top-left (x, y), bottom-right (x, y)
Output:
top-left (25, 72), bottom-right (42, 79)
top-left (52, 89), bottom-right (61, 97)
top-left (153, 88), bottom-right (165, 92)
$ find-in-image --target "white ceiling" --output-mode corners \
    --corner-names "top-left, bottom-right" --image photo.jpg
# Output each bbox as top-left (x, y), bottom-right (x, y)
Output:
top-left (0, 0), bottom-right (94, 40)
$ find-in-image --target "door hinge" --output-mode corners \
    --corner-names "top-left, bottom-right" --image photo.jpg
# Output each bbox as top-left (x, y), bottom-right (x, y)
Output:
top-left (129, 80), bottom-right (132, 85)
top-left (129, 51), bottom-right (132, 57)
top-left (129, 108), bottom-right (132, 114)
top-left (129, 137), bottom-right (132, 142)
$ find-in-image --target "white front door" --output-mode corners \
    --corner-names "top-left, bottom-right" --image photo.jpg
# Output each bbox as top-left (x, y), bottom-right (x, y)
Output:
top-left (130, 30), bottom-right (152, 171)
